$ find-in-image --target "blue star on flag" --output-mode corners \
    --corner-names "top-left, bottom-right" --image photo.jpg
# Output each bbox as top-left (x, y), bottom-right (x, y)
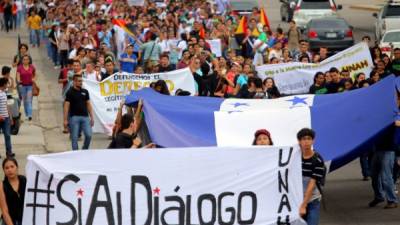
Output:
top-left (286, 96), bottom-right (308, 106)
top-left (231, 102), bottom-right (250, 108)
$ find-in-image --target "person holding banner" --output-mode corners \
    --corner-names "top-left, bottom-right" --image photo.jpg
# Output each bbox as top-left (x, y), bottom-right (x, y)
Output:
top-left (109, 99), bottom-right (154, 149)
top-left (298, 128), bottom-right (326, 225)
top-left (0, 158), bottom-right (26, 225)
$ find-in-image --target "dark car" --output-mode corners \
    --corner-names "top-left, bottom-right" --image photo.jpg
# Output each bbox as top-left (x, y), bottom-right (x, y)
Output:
top-left (280, 0), bottom-right (298, 22)
top-left (304, 18), bottom-right (354, 52)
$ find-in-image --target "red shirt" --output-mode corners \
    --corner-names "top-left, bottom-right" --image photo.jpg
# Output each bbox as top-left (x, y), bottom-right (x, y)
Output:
top-left (17, 64), bottom-right (35, 86)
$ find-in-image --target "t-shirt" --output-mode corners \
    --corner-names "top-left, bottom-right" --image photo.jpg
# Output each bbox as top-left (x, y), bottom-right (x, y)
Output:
top-left (309, 84), bottom-right (328, 95)
top-left (27, 15), bottom-right (41, 30)
top-left (140, 41), bottom-right (162, 61)
top-left (236, 74), bottom-right (248, 88)
top-left (302, 152), bottom-right (325, 203)
top-left (225, 71), bottom-right (236, 94)
top-left (17, 64), bottom-right (35, 86)
top-left (65, 87), bottom-right (90, 117)
top-left (157, 64), bottom-right (175, 73)
top-left (0, 90), bottom-right (8, 118)
top-left (83, 71), bottom-right (98, 82)
top-left (119, 53), bottom-right (137, 73)
top-left (326, 81), bottom-right (344, 94)
top-left (108, 132), bottom-right (134, 149)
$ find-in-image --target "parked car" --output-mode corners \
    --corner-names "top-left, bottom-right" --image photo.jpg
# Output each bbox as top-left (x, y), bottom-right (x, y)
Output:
top-left (373, 0), bottom-right (400, 41)
top-left (304, 17), bottom-right (354, 52)
top-left (293, 0), bottom-right (342, 30)
top-left (279, 0), bottom-right (297, 22)
top-left (379, 29), bottom-right (400, 57)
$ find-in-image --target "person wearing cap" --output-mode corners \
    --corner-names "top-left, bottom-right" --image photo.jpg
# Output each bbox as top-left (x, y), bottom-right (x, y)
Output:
top-left (119, 44), bottom-right (137, 73)
top-left (297, 128), bottom-right (326, 225)
top-left (252, 129), bottom-right (273, 146)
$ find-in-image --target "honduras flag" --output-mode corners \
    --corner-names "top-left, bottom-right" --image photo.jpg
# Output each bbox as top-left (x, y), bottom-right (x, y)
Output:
top-left (125, 76), bottom-right (398, 171)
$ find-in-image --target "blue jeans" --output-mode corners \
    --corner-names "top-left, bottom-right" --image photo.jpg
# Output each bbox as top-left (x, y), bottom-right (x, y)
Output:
top-left (46, 37), bottom-right (52, 58)
top-left (360, 153), bottom-right (370, 178)
top-left (70, 116), bottom-right (92, 150)
top-left (305, 199), bottom-right (321, 225)
top-left (371, 151), bottom-right (398, 203)
top-left (16, 11), bottom-right (23, 28)
top-left (19, 85), bottom-right (32, 118)
top-left (29, 29), bottom-right (40, 46)
top-left (50, 44), bottom-right (58, 65)
top-left (0, 117), bottom-right (12, 155)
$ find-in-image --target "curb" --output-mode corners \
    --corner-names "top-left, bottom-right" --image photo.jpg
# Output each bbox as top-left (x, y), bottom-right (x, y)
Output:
top-left (349, 4), bottom-right (381, 12)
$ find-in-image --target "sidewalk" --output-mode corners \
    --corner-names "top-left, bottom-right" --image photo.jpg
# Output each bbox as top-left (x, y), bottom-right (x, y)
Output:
top-left (0, 28), bottom-right (110, 169)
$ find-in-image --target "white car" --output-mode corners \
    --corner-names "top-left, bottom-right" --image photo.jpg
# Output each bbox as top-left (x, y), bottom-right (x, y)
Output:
top-left (293, 0), bottom-right (342, 30)
top-left (373, 1), bottom-right (400, 41)
top-left (379, 29), bottom-right (400, 57)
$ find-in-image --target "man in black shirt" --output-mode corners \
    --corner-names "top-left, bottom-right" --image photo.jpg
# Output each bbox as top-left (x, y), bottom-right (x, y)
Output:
top-left (298, 128), bottom-right (326, 225)
top-left (101, 59), bottom-right (118, 81)
top-left (64, 75), bottom-right (94, 150)
top-left (326, 67), bottom-right (344, 94)
top-left (108, 114), bottom-right (139, 149)
top-left (157, 54), bottom-right (175, 72)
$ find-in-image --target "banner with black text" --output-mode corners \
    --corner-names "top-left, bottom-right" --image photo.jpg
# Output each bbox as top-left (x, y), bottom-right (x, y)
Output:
top-left (23, 147), bottom-right (305, 225)
top-left (83, 68), bottom-right (196, 135)
top-left (256, 43), bottom-right (374, 94)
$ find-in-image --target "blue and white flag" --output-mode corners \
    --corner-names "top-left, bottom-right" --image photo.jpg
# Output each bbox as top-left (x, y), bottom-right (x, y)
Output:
top-left (125, 76), bottom-right (398, 171)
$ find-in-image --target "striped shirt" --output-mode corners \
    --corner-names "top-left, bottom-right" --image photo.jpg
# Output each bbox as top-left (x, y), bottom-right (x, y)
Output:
top-left (0, 91), bottom-right (9, 118)
top-left (302, 151), bottom-right (326, 202)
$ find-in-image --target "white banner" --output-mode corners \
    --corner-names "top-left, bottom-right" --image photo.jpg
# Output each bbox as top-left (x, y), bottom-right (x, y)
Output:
top-left (83, 68), bottom-right (195, 135)
top-left (127, 0), bottom-right (145, 6)
top-left (23, 147), bottom-right (305, 225)
top-left (206, 39), bottom-right (222, 57)
top-left (256, 43), bottom-right (374, 94)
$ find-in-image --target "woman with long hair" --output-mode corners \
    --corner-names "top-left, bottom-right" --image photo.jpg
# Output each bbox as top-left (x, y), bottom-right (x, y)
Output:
top-left (12, 43), bottom-right (32, 68)
top-left (263, 77), bottom-right (281, 99)
top-left (153, 80), bottom-right (170, 95)
top-left (16, 54), bottom-right (36, 121)
top-left (0, 158), bottom-right (26, 225)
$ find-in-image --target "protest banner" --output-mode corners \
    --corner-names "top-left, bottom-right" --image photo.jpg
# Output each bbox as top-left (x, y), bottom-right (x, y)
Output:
top-left (83, 68), bottom-right (195, 135)
top-left (256, 43), bottom-right (374, 94)
top-left (206, 39), bottom-right (222, 57)
top-left (23, 147), bottom-right (305, 225)
top-left (127, 0), bottom-right (145, 6)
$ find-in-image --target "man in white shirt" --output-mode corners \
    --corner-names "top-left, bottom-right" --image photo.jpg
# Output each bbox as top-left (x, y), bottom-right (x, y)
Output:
top-left (0, 78), bottom-right (14, 157)
top-left (83, 61), bottom-right (100, 82)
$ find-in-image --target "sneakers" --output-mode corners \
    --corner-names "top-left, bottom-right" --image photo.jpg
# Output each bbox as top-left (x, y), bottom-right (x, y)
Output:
top-left (369, 199), bottom-right (384, 207)
top-left (384, 202), bottom-right (398, 209)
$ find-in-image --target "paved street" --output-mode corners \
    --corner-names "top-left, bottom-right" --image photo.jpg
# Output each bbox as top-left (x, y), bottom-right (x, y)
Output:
top-left (0, 0), bottom-right (399, 224)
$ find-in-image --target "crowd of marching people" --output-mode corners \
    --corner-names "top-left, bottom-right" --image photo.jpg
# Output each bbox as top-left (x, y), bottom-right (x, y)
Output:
top-left (0, 0), bottom-right (400, 224)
